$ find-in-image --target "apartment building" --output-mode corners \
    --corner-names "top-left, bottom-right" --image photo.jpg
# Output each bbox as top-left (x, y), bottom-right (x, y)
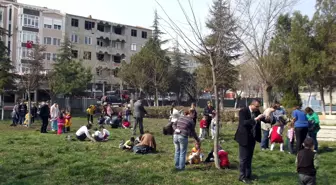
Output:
top-left (0, 0), bottom-right (65, 74)
top-left (65, 14), bottom-right (151, 94)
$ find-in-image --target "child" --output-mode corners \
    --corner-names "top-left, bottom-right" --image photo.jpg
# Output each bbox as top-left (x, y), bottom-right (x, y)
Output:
top-left (120, 137), bottom-right (135, 150)
top-left (124, 104), bottom-right (132, 122)
top-left (287, 122), bottom-right (295, 154)
top-left (92, 129), bottom-right (104, 142)
top-left (122, 119), bottom-right (131, 129)
top-left (64, 111), bottom-right (72, 133)
top-left (57, 111), bottom-right (66, 135)
top-left (23, 113), bottom-right (31, 127)
top-left (296, 138), bottom-right (318, 185)
top-left (102, 127), bottom-right (110, 140)
top-left (269, 121), bottom-right (284, 151)
top-left (205, 145), bottom-right (230, 169)
top-left (10, 110), bottom-right (18, 126)
top-left (199, 115), bottom-right (208, 139)
top-left (210, 114), bottom-right (220, 140)
top-left (187, 142), bottom-right (203, 164)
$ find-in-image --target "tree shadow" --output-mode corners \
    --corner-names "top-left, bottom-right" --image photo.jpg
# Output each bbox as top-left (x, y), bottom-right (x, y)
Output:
top-left (318, 146), bottom-right (334, 154)
top-left (258, 172), bottom-right (296, 180)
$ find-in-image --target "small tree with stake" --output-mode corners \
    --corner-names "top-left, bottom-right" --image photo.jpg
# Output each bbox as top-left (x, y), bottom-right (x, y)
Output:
top-left (18, 41), bottom-right (46, 127)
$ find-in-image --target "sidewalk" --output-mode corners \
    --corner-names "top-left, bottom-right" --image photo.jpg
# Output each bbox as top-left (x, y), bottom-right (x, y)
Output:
top-left (318, 126), bottom-right (336, 141)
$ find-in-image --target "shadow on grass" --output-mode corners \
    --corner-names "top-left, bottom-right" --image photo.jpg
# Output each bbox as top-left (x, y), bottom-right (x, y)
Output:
top-left (258, 171), bottom-right (296, 180)
top-left (319, 146), bottom-right (334, 154)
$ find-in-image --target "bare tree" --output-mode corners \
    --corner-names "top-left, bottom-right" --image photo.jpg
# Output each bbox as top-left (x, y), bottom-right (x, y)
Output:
top-left (234, 0), bottom-right (299, 108)
top-left (156, 0), bottom-right (241, 169)
top-left (18, 43), bottom-right (46, 126)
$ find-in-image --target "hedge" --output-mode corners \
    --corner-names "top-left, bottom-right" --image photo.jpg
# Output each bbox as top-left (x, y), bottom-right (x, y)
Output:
top-left (111, 106), bottom-right (239, 123)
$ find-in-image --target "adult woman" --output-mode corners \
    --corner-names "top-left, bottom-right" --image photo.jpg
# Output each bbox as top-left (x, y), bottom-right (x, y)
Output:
top-left (164, 103), bottom-right (181, 135)
top-left (50, 103), bottom-right (59, 131)
top-left (305, 107), bottom-right (320, 152)
top-left (75, 124), bottom-right (96, 142)
top-left (173, 109), bottom-right (200, 170)
top-left (203, 101), bottom-right (214, 136)
top-left (133, 132), bottom-right (157, 154)
top-left (292, 104), bottom-right (309, 152)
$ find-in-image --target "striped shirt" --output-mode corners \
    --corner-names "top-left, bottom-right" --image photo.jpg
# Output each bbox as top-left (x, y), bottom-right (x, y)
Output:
top-left (173, 115), bottom-right (199, 141)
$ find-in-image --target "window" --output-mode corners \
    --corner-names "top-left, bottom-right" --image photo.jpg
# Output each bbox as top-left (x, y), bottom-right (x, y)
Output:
top-left (96, 68), bottom-right (102, 76)
top-left (43, 37), bottom-right (52, 45)
top-left (52, 53), bottom-right (57, 61)
top-left (97, 24), bottom-right (104, 32)
top-left (53, 19), bottom-right (62, 30)
top-left (43, 53), bottom-right (51, 60)
top-left (43, 17), bottom-right (52, 29)
top-left (85, 36), bottom-right (92, 45)
top-left (83, 51), bottom-right (91, 60)
top-left (9, 8), bottom-right (12, 21)
top-left (84, 21), bottom-right (95, 30)
top-left (0, 10), bottom-right (3, 22)
top-left (72, 50), bottom-right (78, 58)
top-left (21, 48), bottom-right (33, 59)
top-left (71, 18), bottom-right (78, 27)
top-left (53, 38), bottom-right (61, 46)
top-left (114, 27), bottom-right (122, 35)
top-left (22, 31), bottom-right (37, 43)
top-left (71, 34), bottom-right (78, 43)
top-left (116, 42), bottom-right (121, 49)
top-left (142, 31), bottom-right (147, 39)
top-left (97, 53), bottom-right (104, 61)
top-left (131, 43), bottom-right (136, 51)
top-left (23, 14), bottom-right (39, 28)
top-left (113, 55), bottom-right (121, 63)
top-left (131, 29), bottom-right (137, 37)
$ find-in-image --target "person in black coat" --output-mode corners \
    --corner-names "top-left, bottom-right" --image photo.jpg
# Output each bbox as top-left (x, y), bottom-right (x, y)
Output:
top-left (203, 101), bottom-right (214, 136)
top-left (31, 103), bottom-right (38, 124)
top-left (18, 102), bottom-right (27, 125)
top-left (39, 102), bottom-right (50, 133)
top-left (234, 99), bottom-right (265, 184)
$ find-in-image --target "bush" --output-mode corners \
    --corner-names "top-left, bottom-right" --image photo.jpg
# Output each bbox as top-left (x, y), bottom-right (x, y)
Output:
top-left (110, 106), bottom-right (239, 123)
top-left (281, 91), bottom-right (302, 108)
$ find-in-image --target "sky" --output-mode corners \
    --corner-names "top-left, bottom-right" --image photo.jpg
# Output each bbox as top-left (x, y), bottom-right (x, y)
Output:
top-left (18, 0), bottom-right (316, 49)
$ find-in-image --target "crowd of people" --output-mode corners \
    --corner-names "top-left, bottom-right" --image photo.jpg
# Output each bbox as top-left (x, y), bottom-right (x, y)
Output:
top-left (8, 98), bottom-right (321, 184)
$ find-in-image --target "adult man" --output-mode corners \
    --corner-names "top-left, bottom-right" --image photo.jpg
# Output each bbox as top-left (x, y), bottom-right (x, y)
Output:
top-left (203, 101), bottom-right (214, 136)
top-left (133, 98), bottom-right (147, 135)
top-left (234, 100), bottom-right (265, 184)
top-left (273, 101), bottom-right (286, 122)
top-left (39, 102), bottom-right (50, 133)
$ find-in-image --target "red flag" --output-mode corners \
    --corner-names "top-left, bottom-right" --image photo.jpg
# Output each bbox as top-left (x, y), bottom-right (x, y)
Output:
top-left (26, 41), bottom-right (33, 49)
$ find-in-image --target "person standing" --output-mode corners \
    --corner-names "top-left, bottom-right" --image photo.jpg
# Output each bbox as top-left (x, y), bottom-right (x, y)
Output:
top-left (39, 102), bottom-right (50, 133)
top-left (260, 105), bottom-right (276, 150)
top-left (172, 109), bottom-right (200, 171)
top-left (50, 103), bottom-right (59, 131)
top-left (305, 107), bottom-right (320, 152)
top-left (190, 103), bottom-right (197, 128)
top-left (133, 98), bottom-right (147, 135)
top-left (18, 101), bottom-right (27, 125)
top-left (31, 103), bottom-right (38, 124)
top-left (292, 104), bottom-right (309, 153)
top-left (203, 101), bottom-right (214, 136)
top-left (234, 100), bottom-right (265, 184)
top-left (273, 102), bottom-right (286, 122)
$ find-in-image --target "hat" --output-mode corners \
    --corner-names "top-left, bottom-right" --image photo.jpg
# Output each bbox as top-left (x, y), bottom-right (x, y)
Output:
top-left (303, 137), bottom-right (314, 148)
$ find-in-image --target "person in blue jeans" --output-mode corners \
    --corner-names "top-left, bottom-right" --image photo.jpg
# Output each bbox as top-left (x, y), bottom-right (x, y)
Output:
top-left (172, 109), bottom-right (200, 171)
top-left (292, 104), bottom-right (309, 153)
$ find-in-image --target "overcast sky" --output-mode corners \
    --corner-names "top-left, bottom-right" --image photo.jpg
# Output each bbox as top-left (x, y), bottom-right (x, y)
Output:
top-left (19, 0), bottom-right (316, 49)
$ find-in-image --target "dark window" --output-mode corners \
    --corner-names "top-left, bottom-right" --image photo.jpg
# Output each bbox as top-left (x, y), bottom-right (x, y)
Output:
top-left (85, 21), bottom-right (95, 30)
top-left (8, 24), bottom-right (11, 36)
top-left (114, 27), bottom-right (122, 35)
top-left (71, 18), bottom-right (78, 27)
top-left (142, 31), bottom-right (147, 39)
top-left (97, 53), bottom-right (104, 61)
top-left (9, 8), bottom-right (12, 21)
top-left (7, 41), bottom-right (10, 56)
top-left (71, 50), bottom-right (78, 58)
top-left (131, 29), bottom-right (137, 37)
top-left (97, 24), bottom-right (104, 32)
top-left (113, 55), bottom-right (121, 63)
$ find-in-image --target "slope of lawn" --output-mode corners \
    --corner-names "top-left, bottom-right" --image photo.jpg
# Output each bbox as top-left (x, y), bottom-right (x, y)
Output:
top-left (0, 118), bottom-right (335, 185)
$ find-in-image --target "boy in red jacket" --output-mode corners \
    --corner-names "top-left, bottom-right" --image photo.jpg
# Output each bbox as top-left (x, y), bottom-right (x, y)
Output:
top-left (199, 115), bottom-right (208, 139)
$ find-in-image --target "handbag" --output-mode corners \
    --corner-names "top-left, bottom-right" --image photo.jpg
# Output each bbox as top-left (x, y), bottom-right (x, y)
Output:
top-left (308, 120), bottom-right (320, 132)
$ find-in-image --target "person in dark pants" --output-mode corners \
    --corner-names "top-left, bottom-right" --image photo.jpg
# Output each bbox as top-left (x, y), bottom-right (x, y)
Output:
top-left (190, 103), bottom-right (197, 128)
top-left (305, 107), bottom-right (320, 152)
top-left (39, 102), bottom-right (50, 133)
top-left (234, 100), bottom-right (265, 184)
top-left (31, 103), bottom-right (38, 124)
top-left (203, 101), bottom-right (214, 137)
top-left (133, 98), bottom-right (147, 135)
top-left (292, 104), bottom-right (309, 153)
top-left (18, 102), bottom-right (27, 125)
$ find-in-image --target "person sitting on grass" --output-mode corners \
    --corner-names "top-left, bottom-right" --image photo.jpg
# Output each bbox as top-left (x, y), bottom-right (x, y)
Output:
top-left (92, 127), bottom-right (110, 142)
top-left (98, 115), bottom-right (106, 126)
top-left (122, 119), bottom-right (131, 129)
top-left (296, 137), bottom-right (318, 185)
top-left (204, 145), bottom-right (230, 169)
top-left (186, 142), bottom-right (203, 165)
top-left (120, 137), bottom-right (135, 150)
top-left (75, 123), bottom-right (96, 142)
top-left (133, 131), bottom-right (156, 154)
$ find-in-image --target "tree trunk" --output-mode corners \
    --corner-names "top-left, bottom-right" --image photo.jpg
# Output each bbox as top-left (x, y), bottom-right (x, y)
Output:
top-left (262, 84), bottom-right (273, 109)
top-left (155, 87), bottom-right (159, 107)
top-left (219, 88), bottom-right (225, 111)
top-left (0, 93), bottom-right (4, 120)
top-left (307, 85), bottom-right (312, 107)
top-left (329, 88), bottom-right (333, 116)
top-left (27, 90), bottom-right (32, 127)
top-left (210, 57), bottom-right (221, 169)
top-left (319, 85), bottom-right (326, 116)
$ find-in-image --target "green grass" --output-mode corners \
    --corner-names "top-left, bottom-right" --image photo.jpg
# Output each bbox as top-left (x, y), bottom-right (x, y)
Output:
top-left (0, 118), bottom-right (335, 185)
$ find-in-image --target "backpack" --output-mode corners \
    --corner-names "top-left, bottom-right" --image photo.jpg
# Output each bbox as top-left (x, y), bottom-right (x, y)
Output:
top-left (163, 121), bottom-right (174, 135)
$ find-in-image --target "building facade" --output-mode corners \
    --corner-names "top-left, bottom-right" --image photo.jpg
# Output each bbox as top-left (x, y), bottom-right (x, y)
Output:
top-left (64, 14), bottom-right (151, 95)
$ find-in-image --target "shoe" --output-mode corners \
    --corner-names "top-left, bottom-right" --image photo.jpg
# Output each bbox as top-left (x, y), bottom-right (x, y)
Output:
top-left (239, 179), bottom-right (252, 184)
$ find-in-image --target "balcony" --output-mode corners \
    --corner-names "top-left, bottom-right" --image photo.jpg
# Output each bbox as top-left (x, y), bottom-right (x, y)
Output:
top-left (96, 45), bottom-right (111, 54)
top-left (96, 52), bottom-right (112, 63)
top-left (97, 21), bottom-right (112, 37)
top-left (112, 25), bottom-right (126, 41)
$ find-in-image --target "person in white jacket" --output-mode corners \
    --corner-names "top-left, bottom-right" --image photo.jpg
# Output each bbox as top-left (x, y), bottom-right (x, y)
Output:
top-left (50, 103), bottom-right (59, 132)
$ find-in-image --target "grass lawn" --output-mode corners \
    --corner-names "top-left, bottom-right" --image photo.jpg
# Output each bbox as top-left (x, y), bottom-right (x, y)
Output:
top-left (0, 118), bottom-right (335, 185)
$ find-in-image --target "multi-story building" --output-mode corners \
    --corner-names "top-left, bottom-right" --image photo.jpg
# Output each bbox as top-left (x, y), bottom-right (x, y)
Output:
top-left (64, 14), bottom-right (151, 95)
top-left (166, 51), bottom-right (201, 74)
